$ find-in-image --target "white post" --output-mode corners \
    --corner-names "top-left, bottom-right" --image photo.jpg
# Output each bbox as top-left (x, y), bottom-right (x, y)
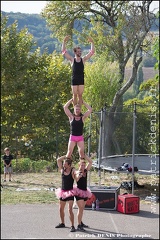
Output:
top-left (88, 114), bottom-right (92, 187)
top-left (98, 108), bottom-right (103, 186)
top-left (132, 102), bottom-right (136, 194)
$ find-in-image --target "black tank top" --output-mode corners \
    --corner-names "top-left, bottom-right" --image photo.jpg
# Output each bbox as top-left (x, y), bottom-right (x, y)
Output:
top-left (77, 172), bottom-right (87, 190)
top-left (62, 168), bottom-right (74, 190)
top-left (70, 116), bottom-right (83, 136)
top-left (71, 58), bottom-right (84, 85)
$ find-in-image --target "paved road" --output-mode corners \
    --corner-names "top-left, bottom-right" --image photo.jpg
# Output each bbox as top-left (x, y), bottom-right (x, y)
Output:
top-left (1, 202), bottom-right (159, 239)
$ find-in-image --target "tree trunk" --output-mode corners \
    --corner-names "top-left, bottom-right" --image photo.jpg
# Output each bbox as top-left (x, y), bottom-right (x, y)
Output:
top-left (104, 53), bottom-right (143, 156)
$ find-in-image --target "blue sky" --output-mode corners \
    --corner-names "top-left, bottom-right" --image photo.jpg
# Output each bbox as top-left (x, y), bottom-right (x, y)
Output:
top-left (1, 1), bottom-right (159, 14)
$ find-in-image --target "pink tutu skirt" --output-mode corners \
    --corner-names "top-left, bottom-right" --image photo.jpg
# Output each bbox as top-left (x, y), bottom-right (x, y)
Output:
top-left (74, 186), bottom-right (92, 199)
top-left (55, 187), bottom-right (76, 200)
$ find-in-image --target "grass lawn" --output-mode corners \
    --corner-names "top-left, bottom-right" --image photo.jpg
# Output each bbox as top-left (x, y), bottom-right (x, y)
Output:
top-left (1, 170), bottom-right (159, 204)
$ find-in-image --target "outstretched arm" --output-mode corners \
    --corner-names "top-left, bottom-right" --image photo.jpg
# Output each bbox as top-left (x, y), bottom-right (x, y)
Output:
top-left (82, 101), bottom-right (92, 121)
top-left (63, 98), bottom-right (73, 119)
top-left (62, 36), bottom-right (73, 63)
top-left (83, 37), bottom-right (95, 62)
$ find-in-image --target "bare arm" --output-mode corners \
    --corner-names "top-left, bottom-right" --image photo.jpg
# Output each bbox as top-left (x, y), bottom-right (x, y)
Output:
top-left (3, 160), bottom-right (7, 166)
top-left (74, 155), bottom-right (92, 182)
top-left (63, 98), bottom-right (73, 119)
top-left (3, 157), bottom-right (9, 167)
top-left (83, 37), bottom-right (95, 62)
top-left (82, 101), bottom-right (92, 121)
top-left (84, 154), bottom-right (92, 171)
top-left (8, 155), bottom-right (13, 167)
top-left (8, 160), bottom-right (12, 167)
top-left (57, 155), bottom-right (66, 172)
top-left (62, 36), bottom-right (73, 63)
top-left (71, 167), bottom-right (76, 179)
top-left (74, 170), bottom-right (83, 182)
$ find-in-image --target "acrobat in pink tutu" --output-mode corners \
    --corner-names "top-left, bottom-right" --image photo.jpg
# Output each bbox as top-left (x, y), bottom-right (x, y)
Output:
top-left (74, 186), bottom-right (92, 199)
top-left (55, 187), bottom-right (77, 200)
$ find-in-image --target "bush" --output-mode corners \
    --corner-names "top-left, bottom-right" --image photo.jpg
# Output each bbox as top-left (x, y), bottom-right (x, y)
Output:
top-left (1, 158), bottom-right (55, 174)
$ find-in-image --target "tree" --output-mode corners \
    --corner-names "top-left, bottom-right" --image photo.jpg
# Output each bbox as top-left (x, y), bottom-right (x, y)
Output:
top-left (83, 56), bottom-right (119, 110)
top-left (124, 35), bottom-right (159, 154)
top-left (1, 15), bottom-right (35, 152)
top-left (133, 64), bottom-right (144, 96)
top-left (42, 1), bottom-right (157, 155)
top-left (1, 15), bottom-right (72, 160)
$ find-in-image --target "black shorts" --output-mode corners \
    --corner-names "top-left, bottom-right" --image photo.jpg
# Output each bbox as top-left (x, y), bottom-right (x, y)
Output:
top-left (60, 196), bottom-right (74, 202)
top-left (75, 196), bottom-right (88, 201)
top-left (71, 76), bottom-right (84, 86)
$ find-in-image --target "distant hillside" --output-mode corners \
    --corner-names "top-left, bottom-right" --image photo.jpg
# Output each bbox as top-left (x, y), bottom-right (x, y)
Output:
top-left (1, 11), bottom-right (59, 54)
top-left (125, 67), bottom-right (158, 82)
top-left (1, 11), bottom-right (159, 55)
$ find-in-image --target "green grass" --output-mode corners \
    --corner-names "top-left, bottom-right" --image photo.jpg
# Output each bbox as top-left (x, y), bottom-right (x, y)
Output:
top-left (1, 170), bottom-right (159, 205)
top-left (1, 188), bottom-right (56, 204)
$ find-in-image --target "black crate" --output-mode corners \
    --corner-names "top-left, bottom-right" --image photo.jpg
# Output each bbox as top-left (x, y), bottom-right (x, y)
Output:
top-left (85, 186), bottom-right (120, 210)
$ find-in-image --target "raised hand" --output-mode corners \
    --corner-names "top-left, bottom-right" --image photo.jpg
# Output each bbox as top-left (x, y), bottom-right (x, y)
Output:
top-left (64, 35), bottom-right (70, 42)
top-left (88, 36), bottom-right (94, 43)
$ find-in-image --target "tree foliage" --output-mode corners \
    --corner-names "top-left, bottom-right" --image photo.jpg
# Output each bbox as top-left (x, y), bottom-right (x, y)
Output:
top-left (1, 4), bottom-right (159, 161)
top-left (1, 15), bottom-right (72, 160)
top-left (123, 35), bottom-right (159, 154)
top-left (83, 56), bottom-right (119, 111)
top-left (1, 11), bottom-right (58, 54)
top-left (42, 1), bottom-right (157, 155)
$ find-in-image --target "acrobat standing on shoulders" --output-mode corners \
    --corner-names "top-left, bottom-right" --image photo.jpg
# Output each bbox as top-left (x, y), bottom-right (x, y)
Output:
top-left (63, 98), bottom-right (92, 160)
top-left (62, 35), bottom-right (95, 106)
